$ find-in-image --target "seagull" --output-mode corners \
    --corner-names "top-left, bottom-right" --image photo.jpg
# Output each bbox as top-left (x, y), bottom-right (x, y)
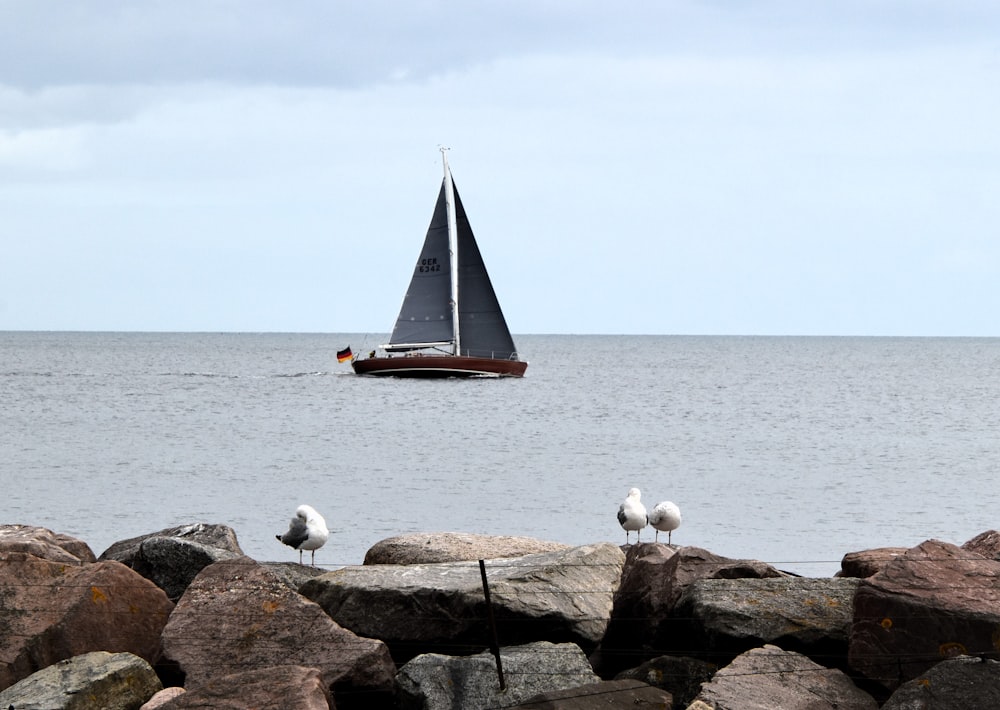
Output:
top-left (276, 504), bottom-right (329, 566)
top-left (648, 500), bottom-right (682, 544)
top-left (617, 488), bottom-right (648, 544)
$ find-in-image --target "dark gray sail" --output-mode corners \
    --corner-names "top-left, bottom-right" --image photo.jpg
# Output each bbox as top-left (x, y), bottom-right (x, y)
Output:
top-left (386, 183), bottom-right (454, 351)
top-left (453, 183), bottom-right (518, 360)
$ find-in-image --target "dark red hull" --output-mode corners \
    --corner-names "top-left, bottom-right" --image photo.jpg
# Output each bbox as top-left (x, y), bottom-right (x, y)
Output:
top-left (352, 354), bottom-right (527, 378)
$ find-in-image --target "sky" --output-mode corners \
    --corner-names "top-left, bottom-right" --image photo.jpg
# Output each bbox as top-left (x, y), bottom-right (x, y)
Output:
top-left (1, 1), bottom-right (998, 336)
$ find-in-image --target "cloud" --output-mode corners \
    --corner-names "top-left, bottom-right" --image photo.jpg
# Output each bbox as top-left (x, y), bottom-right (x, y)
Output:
top-left (2, 1), bottom-right (999, 334)
top-left (4, 1), bottom-right (996, 91)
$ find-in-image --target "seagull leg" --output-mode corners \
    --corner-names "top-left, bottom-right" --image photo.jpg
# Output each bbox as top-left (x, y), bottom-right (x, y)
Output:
top-left (668, 531), bottom-right (672, 545)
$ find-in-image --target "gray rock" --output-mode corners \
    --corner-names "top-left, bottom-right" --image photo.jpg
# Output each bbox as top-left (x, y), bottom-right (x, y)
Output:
top-left (594, 544), bottom-right (785, 675)
top-left (694, 644), bottom-right (878, 710)
top-left (99, 522), bottom-right (244, 601)
top-left (614, 654), bottom-right (716, 709)
top-left (365, 532), bottom-right (570, 565)
top-left (301, 543), bottom-right (624, 662)
top-left (0, 524), bottom-right (96, 565)
top-left (508, 678), bottom-right (672, 708)
top-left (849, 539), bottom-right (1000, 692)
top-left (259, 560), bottom-right (326, 591)
top-left (396, 641), bottom-right (600, 710)
top-left (881, 655), bottom-right (1000, 709)
top-left (672, 577), bottom-right (860, 664)
top-left (147, 665), bottom-right (331, 710)
top-left (0, 651), bottom-right (162, 710)
top-left (160, 556), bottom-right (395, 705)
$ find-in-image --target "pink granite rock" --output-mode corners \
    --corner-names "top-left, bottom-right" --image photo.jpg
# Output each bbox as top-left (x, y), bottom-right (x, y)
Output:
top-left (849, 539), bottom-right (1000, 692)
top-left (161, 556), bottom-right (394, 704)
top-left (838, 547), bottom-right (908, 578)
top-left (0, 524), bottom-right (96, 565)
top-left (0, 552), bottom-right (173, 691)
top-left (149, 666), bottom-right (330, 709)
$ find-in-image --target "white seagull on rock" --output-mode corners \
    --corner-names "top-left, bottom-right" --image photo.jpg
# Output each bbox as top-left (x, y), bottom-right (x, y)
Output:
top-left (617, 487), bottom-right (648, 544)
top-left (648, 500), bottom-right (682, 544)
top-left (276, 504), bottom-right (329, 566)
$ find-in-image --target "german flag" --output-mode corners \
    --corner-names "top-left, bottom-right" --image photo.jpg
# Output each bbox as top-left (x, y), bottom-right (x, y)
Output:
top-left (336, 346), bottom-right (353, 363)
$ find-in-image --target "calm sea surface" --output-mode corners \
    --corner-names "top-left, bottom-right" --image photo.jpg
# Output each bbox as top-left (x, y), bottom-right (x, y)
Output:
top-left (2, 332), bottom-right (998, 577)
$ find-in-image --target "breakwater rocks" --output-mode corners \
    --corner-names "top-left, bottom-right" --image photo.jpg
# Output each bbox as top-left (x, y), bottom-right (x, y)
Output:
top-left (3, 526), bottom-right (1000, 709)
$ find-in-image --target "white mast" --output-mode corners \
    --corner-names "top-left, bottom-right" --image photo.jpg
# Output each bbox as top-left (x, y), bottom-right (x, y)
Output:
top-left (441, 147), bottom-right (461, 356)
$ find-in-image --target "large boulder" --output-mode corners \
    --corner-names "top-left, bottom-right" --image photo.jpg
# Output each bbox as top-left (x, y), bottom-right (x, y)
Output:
top-left (160, 556), bottom-right (394, 707)
top-left (614, 655), bottom-right (717, 708)
top-left (0, 651), bottom-right (162, 710)
top-left (0, 524), bottom-right (96, 565)
top-left (145, 666), bottom-right (330, 710)
top-left (849, 539), bottom-right (1000, 692)
top-left (396, 641), bottom-right (600, 710)
top-left (509, 678), bottom-right (672, 709)
top-left (99, 523), bottom-right (244, 601)
top-left (881, 656), bottom-right (1000, 709)
top-left (692, 644), bottom-right (878, 710)
top-left (364, 532), bottom-right (569, 564)
top-left (838, 547), bottom-right (909, 578)
top-left (594, 544), bottom-right (784, 675)
top-left (0, 553), bottom-right (173, 691)
top-left (670, 577), bottom-right (860, 667)
top-left (301, 543), bottom-right (624, 662)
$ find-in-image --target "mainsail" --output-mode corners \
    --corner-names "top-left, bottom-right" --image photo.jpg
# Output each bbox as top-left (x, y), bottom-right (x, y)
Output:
top-left (386, 182), bottom-right (454, 351)
top-left (386, 166), bottom-right (518, 361)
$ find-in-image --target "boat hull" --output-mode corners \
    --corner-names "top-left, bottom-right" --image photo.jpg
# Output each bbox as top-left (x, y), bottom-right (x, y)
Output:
top-left (352, 355), bottom-right (527, 378)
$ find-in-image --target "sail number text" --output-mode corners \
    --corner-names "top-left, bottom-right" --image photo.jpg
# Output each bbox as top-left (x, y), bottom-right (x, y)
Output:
top-left (418, 258), bottom-right (442, 273)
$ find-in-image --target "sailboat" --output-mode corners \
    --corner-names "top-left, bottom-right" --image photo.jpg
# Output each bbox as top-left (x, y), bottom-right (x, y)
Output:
top-left (352, 150), bottom-right (528, 378)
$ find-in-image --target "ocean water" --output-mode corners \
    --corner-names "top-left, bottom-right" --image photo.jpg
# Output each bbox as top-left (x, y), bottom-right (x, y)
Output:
top-left (2, 332), bottom-right (998, 577)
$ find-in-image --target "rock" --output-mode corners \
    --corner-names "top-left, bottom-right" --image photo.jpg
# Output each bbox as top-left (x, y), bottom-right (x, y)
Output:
top-left (670, 577), bottom-right (860, 667)
top-left (838, 547), bottom-right (909, 578)
top-left (594, 544), bottom-right (785, 675)
top-left (364, 532), bottom-right (570, 564)
top-left (614, 655), bottom-right (716, 708)
top-left (693, 644), bottom-right (878, 710)
top-left (160, 555), bottom-right (394, 706)
top-left (146, 665), bottom-right (331, 709)
top-left (0, 651), bottom-right (162, 710)
top-left (99, 523), bottom-right (245, 601)
top-left (848, 539), bottom-right (1000, 692)
top-left (962, 529), bottom-right (1000, 560)
top-left (301, 543), bottom-right (624, 662)
top-left (141, 687), bottom-right (186, 709)
top-left (881, 655), bottom-right (1000, 709)
top-left (0, 553), bottom-right (173, 691)
top-left (259, 560), bottom-right (326, 591)
top-left (396, 641), bottom-right (600, 710)
top-left (508, 678), bottom-right (672, 709)
top-left (0, 524), bottom-right (96, 565)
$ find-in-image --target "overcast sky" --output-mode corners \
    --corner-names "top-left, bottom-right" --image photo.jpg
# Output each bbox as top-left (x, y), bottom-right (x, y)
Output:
top-left (2, 1), bottom-right (998, 335)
